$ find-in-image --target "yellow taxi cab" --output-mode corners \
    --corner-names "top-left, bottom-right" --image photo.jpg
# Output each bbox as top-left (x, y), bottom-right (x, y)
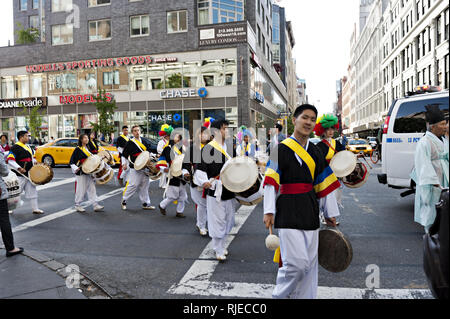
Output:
top-left (346, 138), bottom-right (373, 156)
top-left (35, 138), bottom-right (120, 167)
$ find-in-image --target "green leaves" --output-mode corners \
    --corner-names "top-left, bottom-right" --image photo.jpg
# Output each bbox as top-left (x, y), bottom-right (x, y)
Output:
top-left (20, 103), bottom-right (43, 139)
top-left (15, 22), bottom-right (39, 44)
top-left (90, 89), bottom-right (117, 142)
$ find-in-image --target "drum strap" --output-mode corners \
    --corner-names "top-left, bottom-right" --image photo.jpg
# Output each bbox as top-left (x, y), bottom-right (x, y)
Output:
top-left (132, 138), bottom-right (147, 152)
top-left (209, 140), bottom-right (231, 160)
top-left (120, 135), bottom-right (129, 142)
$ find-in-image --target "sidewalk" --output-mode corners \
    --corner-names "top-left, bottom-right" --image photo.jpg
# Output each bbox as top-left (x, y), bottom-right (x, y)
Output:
top-left (0, 248), bottom-right (86, 299)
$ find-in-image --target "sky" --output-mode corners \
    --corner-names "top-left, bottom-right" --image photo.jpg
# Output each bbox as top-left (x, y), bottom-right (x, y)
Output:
top-left (0, 0), bottom-right (360, 114)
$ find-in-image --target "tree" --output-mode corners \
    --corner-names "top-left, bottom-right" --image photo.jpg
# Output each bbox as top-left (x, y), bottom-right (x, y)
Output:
top-left (15, 23), bottom-right (39, 44)
top-left (20, 103), bottom-right (43, 141)
top-left (90, 89), bottom-right (117, 142)
top-left (156, 73), bottom-right (189, 89)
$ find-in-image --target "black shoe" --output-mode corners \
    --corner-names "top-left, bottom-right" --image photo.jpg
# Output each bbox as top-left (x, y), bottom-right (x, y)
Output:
top-left (159, 204), bottom-right (166, 216)
top-left (176, 212), bottom-right (186, 218)
top-left (6, 247), bottom-right (24, 257)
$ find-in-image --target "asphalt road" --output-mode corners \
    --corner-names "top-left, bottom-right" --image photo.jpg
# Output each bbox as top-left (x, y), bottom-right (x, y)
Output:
top-left (7, 162), bottom-right (430, 299)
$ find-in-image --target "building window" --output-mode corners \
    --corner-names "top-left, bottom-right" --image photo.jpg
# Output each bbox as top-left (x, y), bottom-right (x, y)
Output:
top-left (32, 0), bottom-right (39, 9)
top-left (52, 23), bottom-right (73, 45)
top-left (198, 0), bottom-right (244, 25)
top-left (167, 10), bottom-right (187, 33)
top-left (51, 0), bottom-right (72, 12)
top-left (89, 19), bottom-right (111, 41)
top-left (20, 0), bottom-right (27, 11)
top-left (445, 9), bottom-right (449, 40)
top-left (88, 0), bottom-right (110, 7)
top-left (29, 15), bottom-right (39, 31)
top-left (445, 54), bottom-right (449, 89)
top-left (130, 15), bottom-right (149, 37)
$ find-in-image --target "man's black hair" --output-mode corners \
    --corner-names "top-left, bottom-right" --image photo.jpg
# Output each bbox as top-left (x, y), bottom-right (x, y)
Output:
top-left (275, 124), bottom-right (283, 131)
top-left (17, 131), bottom-right (29, 140)
top-left (211, 119), bottom-right (229, 130)
top-left (293, 104), bottom-right (318, 118)
top-left (122, 125), bottom-right (129, 130)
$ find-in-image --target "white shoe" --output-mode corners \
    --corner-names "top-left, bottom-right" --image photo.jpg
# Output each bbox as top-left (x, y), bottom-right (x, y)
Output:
top-left (199, 228), bottom-right (208, 236)
top-left (224, 249), bottom-right (229, 256)
top-left (94, 205), bottom-right (104, 212)
top-left (32, 209), bottom-right (44, 215)
top-left (216, 253), bottom-right (227, 262)
top-left (8, 210), bottom-right (13, 214)
top-left (121, 201), bottom-right (127, 210)
top-left (75, 206), bottom-right (86, 213)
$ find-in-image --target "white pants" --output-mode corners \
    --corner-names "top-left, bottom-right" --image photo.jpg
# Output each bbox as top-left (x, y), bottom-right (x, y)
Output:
top-left (272, 229), bottom-right (319, 299)
top-left (159, 172), bottom-right (167, 188)
top-left (160, 184), bottom-right (188, 213)
top-left (191, 186), bottom-right (207, 229)
top-left (206, 196), bottom-right (235, 255)
top-left (75, 174), bottom-right (98, 207)
top-left (119, 166), bottom-right (129, 182)
top-left (122, 169), bottom-right (151, 205)
top-left (18, 176), bottom-right (39, 211)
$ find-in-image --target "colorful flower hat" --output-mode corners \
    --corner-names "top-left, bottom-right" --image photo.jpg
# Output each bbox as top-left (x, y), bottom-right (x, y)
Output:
top-left (203, 117), bottom-right (215, 129)
top-left (314, 114), bottom-right (339, 137)
top-left (159, 124), bottom-right (174, 137)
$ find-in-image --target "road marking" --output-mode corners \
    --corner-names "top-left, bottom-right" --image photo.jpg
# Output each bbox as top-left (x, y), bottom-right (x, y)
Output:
top-left (12, 188), bottom-right (124, 233)
top-left (37, 177), bottom-right (76, 191)
top-left (168, 205), bottom-right (433, 299)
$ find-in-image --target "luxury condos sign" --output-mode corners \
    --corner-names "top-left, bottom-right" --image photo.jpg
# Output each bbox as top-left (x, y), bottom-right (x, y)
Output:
top-left (0, 97), bottom-right (47, 109)
top-left (26, 56), bottom-right (178, 73)
top-left (199, 22), bottom-right (248, 46)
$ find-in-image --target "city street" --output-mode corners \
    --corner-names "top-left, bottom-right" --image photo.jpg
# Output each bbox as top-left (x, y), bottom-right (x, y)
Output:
top-left (1, 162), bottom-right (433, 299)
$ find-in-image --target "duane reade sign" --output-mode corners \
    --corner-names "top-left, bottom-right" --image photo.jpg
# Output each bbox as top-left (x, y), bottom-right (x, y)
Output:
top-left (0, 97), bottom-right (47, 109)
top-left (199, 22), bottom-right (248, 46)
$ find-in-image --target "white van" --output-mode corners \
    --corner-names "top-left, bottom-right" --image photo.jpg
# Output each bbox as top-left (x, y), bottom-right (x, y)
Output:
top-left (377, 86), bottom-right (449, 197)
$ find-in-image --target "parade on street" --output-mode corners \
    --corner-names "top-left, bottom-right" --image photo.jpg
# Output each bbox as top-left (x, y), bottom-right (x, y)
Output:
top-left (0, 0), bottom-right (449, 304)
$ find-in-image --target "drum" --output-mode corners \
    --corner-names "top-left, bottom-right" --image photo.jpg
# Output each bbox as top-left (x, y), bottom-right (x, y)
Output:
top-left (82, 155), bottom-right (114, 185)
top-left (342, 162), bottom-right (369, 188)
top-left (29, 163), bottom-right (54, 185)
top-left (330, 150), bottom-right (357, 178)
top-left (221, 156), bottom-right (259, 193)
top-left (235, 174), bottom-right (264, 206)
top-left (318, 228), bottom-right (353, 273)
top-left (4, 171), bottom-right (22, 210)
top-left (134, 151), bottom-right (160, 179)
top-left (98, 150), bottom-right (114, 166)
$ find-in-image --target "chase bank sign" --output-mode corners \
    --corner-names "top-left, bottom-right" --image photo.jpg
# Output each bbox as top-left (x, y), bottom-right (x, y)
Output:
top-left (159, 87), bottom-right (208, 99)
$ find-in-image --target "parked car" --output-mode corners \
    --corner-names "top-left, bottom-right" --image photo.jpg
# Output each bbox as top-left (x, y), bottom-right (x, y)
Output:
top-left (378, 86), bottom-right (449, 196)
top-left (35, 138), bottom-right (120, 167)
top-left (346, 139), bottom-right (373, 156)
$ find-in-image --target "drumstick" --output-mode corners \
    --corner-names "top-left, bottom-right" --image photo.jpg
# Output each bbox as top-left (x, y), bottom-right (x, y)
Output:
top-left (269, 224), bottom-right (273, 236)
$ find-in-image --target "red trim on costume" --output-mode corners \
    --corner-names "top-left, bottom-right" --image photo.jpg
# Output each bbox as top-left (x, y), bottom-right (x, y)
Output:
top-left (316, 180), bottom-right (341, 199)
top-left (280, 183), bottom-right (313, 195)
top-left (263, 177), bottom-right (280, 193)
top-left (18, 158), bottom-right (32, 162)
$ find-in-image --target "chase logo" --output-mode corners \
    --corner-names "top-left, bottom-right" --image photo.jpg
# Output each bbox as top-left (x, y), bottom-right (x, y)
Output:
top-left (173, 113), bottom-right (182, 122)
top-left (198, 87), bottom-right (208, 98)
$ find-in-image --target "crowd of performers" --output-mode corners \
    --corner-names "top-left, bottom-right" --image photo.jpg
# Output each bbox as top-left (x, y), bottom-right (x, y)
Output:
top-left (2, 104), bottom-right (370, 299)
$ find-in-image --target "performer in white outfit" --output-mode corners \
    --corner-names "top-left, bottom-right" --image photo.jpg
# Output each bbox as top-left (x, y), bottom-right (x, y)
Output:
top-left (157, 125), bottom-right (171, 188)
top-left (6, 131), bottom-right (44, 214)
top-left (116, 126), bottom-right (130, 186)
top-left (69, 134), bottom-right (104, 213)
top-left (194, 119), bottom-right (236, 261)
top-left (263, 104), bottom-right (341, 299)
top-left (189, 125), bottom-right (213, 236)
top-left (121, 125), bottom-right (156, 211)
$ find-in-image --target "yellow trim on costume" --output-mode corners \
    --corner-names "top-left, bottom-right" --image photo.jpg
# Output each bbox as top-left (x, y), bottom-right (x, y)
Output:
top-left (264, 168), bottom-right (280, 185)
top-left (123, 180), bottom-right (130, 196)
top-left (240, 143), bottom-right (251, 156)
top-left (79, 146), bottom-right (92, 157)
top-left (281, 138), bottom-right (315, 180)
top-left (325, 139), bottom-right (336, 161)
top-left (173, 145), bottom-right (182, 155)
top-left (16, 142), bottom-right (33, 156)
top-left (156, 160), bottom-right (168, 167)
top-left (273, 247), bottom-right (281, 264)
top-left (209, 140), bottom-right (230, 159)
top-left (314, 173), bottom-right (339, 194)
top-left (120, 134), bottom-right (129, 142)
top-left (200, 143), bottom-right (205, 149)
top-left (132, 138), bottom-right (147, 152)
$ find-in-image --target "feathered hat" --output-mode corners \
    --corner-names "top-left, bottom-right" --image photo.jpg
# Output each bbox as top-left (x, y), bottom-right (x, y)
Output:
top-left (159, 124), bottom-right (174, 137)
top-left (314, 114), bottom-right (339, 137)
top-left (203, 117), bottom-right (215, 129)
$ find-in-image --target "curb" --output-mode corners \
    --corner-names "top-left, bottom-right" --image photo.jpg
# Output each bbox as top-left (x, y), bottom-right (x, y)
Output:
top-left (1, 247), bottom-right (112, 299)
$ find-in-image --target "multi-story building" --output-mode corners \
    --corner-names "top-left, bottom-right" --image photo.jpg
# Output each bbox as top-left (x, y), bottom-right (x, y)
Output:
top-left (351, 0), bottom-right (389, 137)
top-left (341, 74), bottom-right (351, 133)
top-left (381, 0), bottom-right (449, 111)
top-left (296, 78), bottom-right (308, 105)
top-left (0, 0), bottom-right (290, 142)
top-left (284, 21), bottom-right (298, 113)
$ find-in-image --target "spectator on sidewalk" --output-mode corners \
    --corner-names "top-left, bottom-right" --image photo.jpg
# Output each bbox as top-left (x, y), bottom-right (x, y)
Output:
top-left (1, 135), bottom-right (10, 153)
top-left (0, 149), bottom-right (24, 257)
